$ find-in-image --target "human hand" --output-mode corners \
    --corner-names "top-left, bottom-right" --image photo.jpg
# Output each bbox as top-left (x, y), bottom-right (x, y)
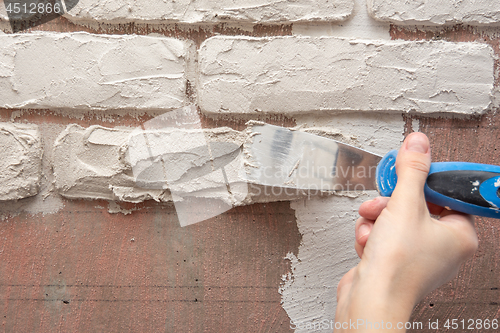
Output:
top-left (335, 132), bottom-right (478, 332)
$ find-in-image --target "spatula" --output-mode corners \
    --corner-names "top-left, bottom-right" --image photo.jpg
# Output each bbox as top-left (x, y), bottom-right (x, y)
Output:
top-left (244, 123), bottom-right (500, 219)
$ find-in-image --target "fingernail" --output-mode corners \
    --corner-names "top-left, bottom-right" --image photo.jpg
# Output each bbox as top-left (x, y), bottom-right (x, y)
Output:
top-left (406, 133), bottom-right (429, 154)
top-left (358, 223), bottom-right (370, 239)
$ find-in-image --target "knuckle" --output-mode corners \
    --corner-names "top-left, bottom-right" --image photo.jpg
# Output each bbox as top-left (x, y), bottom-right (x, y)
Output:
top-left (396, 154), bottom-right (430, 175)
top-left (405, 159), bottom-right (430, 174)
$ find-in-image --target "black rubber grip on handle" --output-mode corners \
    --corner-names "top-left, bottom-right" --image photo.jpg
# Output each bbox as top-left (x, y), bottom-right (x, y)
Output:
top-left (427, 170), bottom-right (500, 209)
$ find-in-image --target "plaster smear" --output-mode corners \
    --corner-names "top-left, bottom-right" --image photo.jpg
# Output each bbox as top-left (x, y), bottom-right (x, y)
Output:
top-left (62, 0), bottom-right (353, 25)
top-left (0, 32), bottom-right (193, 111)
top-left (127, 127), bottom-right (249, 205)
top-left (0, 122), bottom-right (42, 200)
top-left (282, 195), bottom-right (378, 331)
top-left (198, 36), bottom-right (494, 116)
top-left (280, 113), bottom-right (404, 331)
top-left (53, 124), bottom-right (252, 206)
top-left (295, 112), bottom-right (406, 155)
top-left (368, 0), bottom-right (500, 26)
top-left (0, 122), bottom-right (66, 220)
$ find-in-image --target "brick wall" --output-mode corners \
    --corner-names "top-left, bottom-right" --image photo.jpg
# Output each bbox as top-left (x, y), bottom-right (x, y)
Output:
top-left (0, 0), bottom-right (499, 332)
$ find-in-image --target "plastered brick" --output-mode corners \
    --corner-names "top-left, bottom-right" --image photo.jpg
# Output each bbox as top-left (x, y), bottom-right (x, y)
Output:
top-left (198, 36), bottom-right (494, 115)
top-left (368, 0), bottom-right (500, 26)
top-left (63, 0), bottom-right (353, 24)
top-left (52, 124), bottom-right (249, 204)
top-left (0, 122), bottom-right (42, 200)
top-left (0, 32), bottom-right (193, 111)
top-left (53, 125), bottom-right (168, 202)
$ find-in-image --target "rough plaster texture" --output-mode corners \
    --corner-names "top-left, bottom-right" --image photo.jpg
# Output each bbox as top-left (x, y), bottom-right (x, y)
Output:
top-left (0, 122), bottom-right (42, 201)
top-left (63, 0), bottom-right (353, 24)
top-left (127, 126), bottom-right (248, 206)
top-left (54, 125), bottom-right (248, 203)
top-left (0, 32), bottom-right (193, 111)
top-left (53, 125), bottom-right (150, 202)
top-left (280, 113), bottom-right (405, 331)
top-left (53, 124), bottom-right (279, 210)
top-left (368, 0), bottom-right (500, 26)
top-left (198, 36), bottom-right (494, 115)
top-left (293, 113), bottom-right (406, 154)
top-left (282, 195), bottom-right (376, 331)
top-left (0, 122), bottom-right (66, 220)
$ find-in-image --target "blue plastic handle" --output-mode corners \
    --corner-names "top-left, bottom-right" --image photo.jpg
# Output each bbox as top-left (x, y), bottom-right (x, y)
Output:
top-left (376, 150), bottom-right (500, 219)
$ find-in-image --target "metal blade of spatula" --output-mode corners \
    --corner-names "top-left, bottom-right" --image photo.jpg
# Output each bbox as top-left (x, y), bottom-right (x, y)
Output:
top-left (245, 123), bottom-right (382, 192)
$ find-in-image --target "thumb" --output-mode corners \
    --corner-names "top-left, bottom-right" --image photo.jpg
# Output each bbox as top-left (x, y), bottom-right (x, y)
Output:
top-left (390, 132), bottom-right (431, 210)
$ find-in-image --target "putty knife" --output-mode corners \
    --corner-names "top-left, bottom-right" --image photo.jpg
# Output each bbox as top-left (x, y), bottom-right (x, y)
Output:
top-left (245, 123), bottom-right (500, 219)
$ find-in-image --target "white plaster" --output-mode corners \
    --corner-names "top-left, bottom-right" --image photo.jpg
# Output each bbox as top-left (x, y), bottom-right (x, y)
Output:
top-left (54, 124), bottom-right (166, 202)
top-left (63, 0), bottom-right (353, 24)
top-left (198, 36), bottom-right (494, 115)
top-left (280, 113), bottom-right (405, 331)
top-left (0, 32), bottom-right (193, 111)
top-left (293, 0), bottom-right (390, 40)
top-left (368, 0), bottom-right (500, 26)
top-left (0, 122), bottom-right (66, 219)
top-left (53, 124), bottom-right (252, 205)
top-left (294, 113), bottom-right (405, 156)
top-left (21, 123), bottom-right (66, 215)
top-left (0, 122), bottom-right (42, 200)
top-left (107, 201), bottom-right (133, 215)
top-left (127, 127), bottom-right (248, 204)
top-left (282, 195), bottom-right (376, 332)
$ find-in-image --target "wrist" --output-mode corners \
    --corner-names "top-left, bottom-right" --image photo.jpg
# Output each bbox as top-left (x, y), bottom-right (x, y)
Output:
top-left (343, 264), bottom-right (417, 330)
